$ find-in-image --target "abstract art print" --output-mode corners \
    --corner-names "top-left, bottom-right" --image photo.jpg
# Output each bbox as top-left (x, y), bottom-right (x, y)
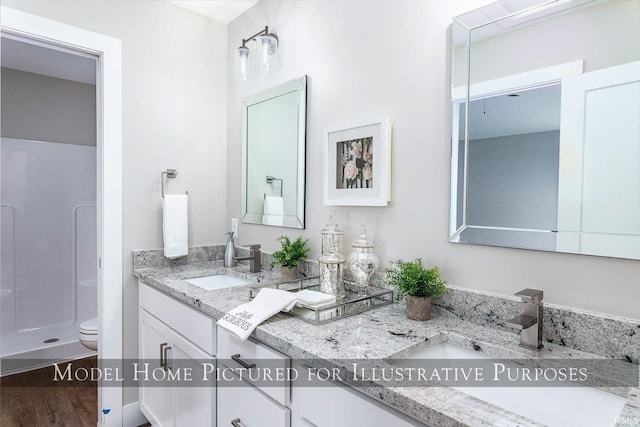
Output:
top-left (336, 137), bottom-right (373, 189)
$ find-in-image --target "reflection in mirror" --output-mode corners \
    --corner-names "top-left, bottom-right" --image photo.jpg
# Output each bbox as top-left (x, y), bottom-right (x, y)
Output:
top-left (242, 76), bottom-right (307, 229)
top-left (450, 0), bottom-right (640, 259)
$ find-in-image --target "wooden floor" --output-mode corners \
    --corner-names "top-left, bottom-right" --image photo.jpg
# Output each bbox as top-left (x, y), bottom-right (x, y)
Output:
top-left (0, 356), bottom-right (97, 427)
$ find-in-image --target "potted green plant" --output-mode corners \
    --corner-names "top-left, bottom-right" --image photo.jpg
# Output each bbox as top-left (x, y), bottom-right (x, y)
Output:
top-left (272, 235), bottom-right (310, 281)
top-left (383, 258), bottom-right (446, 321)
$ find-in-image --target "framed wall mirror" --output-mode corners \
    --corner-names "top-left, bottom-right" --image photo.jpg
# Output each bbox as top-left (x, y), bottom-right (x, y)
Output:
top-left (450, 0), bottom-right (640, 259)
top-left (242, 75), bottom-right (307, 228)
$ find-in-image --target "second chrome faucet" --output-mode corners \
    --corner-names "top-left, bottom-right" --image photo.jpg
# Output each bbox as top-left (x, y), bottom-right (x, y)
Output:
top-left (233, 244), bottom-right (261, 273)
top-left (505, 288), bottom-right (544, 350)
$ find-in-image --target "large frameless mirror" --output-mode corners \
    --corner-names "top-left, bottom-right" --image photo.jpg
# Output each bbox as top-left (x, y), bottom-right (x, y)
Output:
top-left (450, 0), bottom-right (640, 259)
top-left (242, 76), bottom-right (307, 228)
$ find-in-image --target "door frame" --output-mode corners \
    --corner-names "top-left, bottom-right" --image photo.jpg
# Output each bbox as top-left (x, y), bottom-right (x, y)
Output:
top-left (1, 7), bottom-right (123, 426)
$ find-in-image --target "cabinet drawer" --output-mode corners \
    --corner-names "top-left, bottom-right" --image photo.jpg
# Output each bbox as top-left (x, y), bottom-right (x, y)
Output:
top-left (217, 327), bottom-right (290, 406)
top-left (292, 365), bottom-right (423, 427)
top-left (218, 376), bottom-right (290, 427)
top-left (139, 281), bottom-right (215, 355)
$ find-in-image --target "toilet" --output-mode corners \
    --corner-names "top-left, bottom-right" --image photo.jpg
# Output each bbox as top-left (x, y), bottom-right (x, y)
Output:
top-left (78, 318), bottom-right (98, 351)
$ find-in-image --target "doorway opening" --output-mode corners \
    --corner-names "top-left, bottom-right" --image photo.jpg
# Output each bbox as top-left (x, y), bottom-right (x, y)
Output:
top-left (1, 6), bottom-right (123, 425)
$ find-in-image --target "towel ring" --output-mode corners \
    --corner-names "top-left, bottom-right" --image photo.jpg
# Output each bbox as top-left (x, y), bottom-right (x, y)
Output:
top-left (161, 169), bottom-right (188, 198)
top-left (266, 175), bottom-right (283, 198)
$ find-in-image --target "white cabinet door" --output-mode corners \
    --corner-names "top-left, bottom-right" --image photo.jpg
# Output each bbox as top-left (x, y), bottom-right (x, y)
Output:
top-left (139, 306), bottom-right (217, 427)
top-left (139, 309), bottom-right (174, 427)
top-left (172, 329), bottom-right (216, 427)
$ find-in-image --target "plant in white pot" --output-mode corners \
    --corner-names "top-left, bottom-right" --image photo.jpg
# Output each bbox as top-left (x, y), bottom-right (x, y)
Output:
top-left (384, 258), bottom-right (446, 321)
top-left (272, 235), bottom-right (310, 282)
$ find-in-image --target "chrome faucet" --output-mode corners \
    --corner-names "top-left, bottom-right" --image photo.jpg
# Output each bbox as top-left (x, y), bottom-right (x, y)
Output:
top-left (505, 288), bottom-right (543, 350)
top-left (233, 244), bottom-right (261, 273)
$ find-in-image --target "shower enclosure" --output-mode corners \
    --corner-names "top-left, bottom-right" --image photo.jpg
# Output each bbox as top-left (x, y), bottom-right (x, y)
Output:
top-left (1, 137), bottom-right (96, 375)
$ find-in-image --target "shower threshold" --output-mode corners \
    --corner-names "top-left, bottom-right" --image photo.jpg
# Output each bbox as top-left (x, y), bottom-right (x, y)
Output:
top-left (1, 323), bottom-right (95, 376)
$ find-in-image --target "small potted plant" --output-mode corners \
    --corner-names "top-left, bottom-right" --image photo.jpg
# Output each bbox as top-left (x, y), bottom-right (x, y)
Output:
top-left (383, 258), bottom-right (446, 321)
top-left (272, 235), bottom-right (310, 281)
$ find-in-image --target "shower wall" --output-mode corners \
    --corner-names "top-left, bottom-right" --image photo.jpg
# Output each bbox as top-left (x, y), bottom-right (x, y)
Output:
top-left (1, 137), bottom-right (96, 347)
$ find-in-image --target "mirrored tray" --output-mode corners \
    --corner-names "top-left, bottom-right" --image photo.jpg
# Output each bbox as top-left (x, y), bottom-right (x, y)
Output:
top-left (248, 276), bottom-right (394, 325)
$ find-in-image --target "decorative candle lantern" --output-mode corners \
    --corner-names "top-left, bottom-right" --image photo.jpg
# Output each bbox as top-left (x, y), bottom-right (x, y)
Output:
top-left (347, 219), bottom-right (379, 295)
top-left (318, 210), bottom-right (346, 298)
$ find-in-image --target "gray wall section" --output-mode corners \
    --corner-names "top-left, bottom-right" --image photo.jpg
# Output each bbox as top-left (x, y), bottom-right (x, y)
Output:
top-left (1, 67), bottom-right (96, 146)
top-left (466, 130), bottom-right (560, 231)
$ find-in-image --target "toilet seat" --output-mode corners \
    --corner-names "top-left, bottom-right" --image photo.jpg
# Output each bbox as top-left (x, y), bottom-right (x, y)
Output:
top-left (79, 318), bottom-right (97, 335)
top-left (79, 318), bottom-right (98, 351)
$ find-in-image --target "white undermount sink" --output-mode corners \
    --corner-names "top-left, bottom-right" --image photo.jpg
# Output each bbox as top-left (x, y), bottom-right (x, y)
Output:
top-left (391, 342), bottom-right (627, 427)
top-left (184, 274), bottom-right (251, 291)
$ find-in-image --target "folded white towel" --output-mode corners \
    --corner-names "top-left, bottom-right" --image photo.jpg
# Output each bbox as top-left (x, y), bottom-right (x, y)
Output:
top-left (262, 196), bottom-right (285, 226)
top-left (217, 288), bottom-right (336, 340)
top-left (162, 194), bottom-right (188, 259)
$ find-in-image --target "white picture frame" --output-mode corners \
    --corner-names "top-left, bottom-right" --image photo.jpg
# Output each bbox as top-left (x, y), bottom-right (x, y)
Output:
top-left (323, 116), bottom-right (391, 206)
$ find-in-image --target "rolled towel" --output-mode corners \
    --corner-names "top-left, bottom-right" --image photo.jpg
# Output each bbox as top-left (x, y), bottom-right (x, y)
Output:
top-left (162, 194), bottom-right (188, 259)
top-left (217, 288), bottom-right (336, 340)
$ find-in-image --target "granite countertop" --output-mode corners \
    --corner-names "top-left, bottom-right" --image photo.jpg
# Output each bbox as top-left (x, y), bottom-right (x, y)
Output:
top-left (134, 261), bottom-right (640, 427)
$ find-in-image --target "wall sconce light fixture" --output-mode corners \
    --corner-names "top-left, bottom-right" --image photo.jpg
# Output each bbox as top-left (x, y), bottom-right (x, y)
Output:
top-left (236, 26), bottom-right (278, 80)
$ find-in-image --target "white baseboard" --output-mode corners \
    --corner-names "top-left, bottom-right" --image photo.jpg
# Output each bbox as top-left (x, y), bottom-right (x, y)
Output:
top-left (123, 402), bottom-right (147, 427)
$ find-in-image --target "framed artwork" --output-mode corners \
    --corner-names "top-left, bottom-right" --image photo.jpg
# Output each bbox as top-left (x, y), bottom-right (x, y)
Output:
top-left (323, 116), bottom-right (391, 206)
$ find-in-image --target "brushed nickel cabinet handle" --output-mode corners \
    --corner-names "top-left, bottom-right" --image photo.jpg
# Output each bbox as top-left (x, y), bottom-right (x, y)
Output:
top-left (163, 344), bottom-right (172, 371)
top-left (231, 354), bottom-right (256, 369)
top-left (231, 417), bottom-right (241, 427)
top-left (160, 342), bottom-right (168, 369)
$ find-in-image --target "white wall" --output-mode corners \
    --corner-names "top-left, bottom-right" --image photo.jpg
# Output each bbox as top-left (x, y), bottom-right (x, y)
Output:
top-left (226, 0), bottom-right (640, 320)
top-left (1, 0), bottom-right (228, 404)
top-left (1, 67), bottom-right (96, 145)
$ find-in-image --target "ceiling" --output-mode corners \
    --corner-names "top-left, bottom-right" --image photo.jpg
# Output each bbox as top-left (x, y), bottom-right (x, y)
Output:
top-left (167, 0), bottom-right (259, 23)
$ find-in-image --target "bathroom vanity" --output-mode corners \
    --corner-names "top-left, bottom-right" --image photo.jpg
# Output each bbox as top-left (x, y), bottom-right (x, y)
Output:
top-left (133, 249), bottom-right (639, 427)
top-left (135, 274), bottom-right (419, 426)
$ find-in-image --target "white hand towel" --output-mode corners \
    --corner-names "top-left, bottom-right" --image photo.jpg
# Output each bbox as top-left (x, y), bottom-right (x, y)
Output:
top-left (262, 196), bottom-right (285, 226)
top-left (264, 196), bottom-right (284, 215)
top-left (217, 288), bottom-right (336, 340)
top-left (162, 194), bottom-right (188, 259)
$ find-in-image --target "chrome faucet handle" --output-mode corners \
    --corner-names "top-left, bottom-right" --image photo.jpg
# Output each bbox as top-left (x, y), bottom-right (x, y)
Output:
top-left (508, 288), bottom-right (544, 350)
top-left (514, 288), bottom-right (543, 304)
top-left (505, 315), bottom-right (537, 330)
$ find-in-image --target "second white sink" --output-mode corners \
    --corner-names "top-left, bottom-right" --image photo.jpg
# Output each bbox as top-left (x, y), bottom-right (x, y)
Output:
top-left (391, 341), bottom-right (627, 427)
top-left (184, 274), bottom-right (251, 291)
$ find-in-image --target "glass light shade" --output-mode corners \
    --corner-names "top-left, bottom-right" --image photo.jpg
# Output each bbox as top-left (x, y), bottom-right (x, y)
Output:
top-left (257, 34), bottom-right (278, 71)
top-left (235, 46), bottom-right (251, 80)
